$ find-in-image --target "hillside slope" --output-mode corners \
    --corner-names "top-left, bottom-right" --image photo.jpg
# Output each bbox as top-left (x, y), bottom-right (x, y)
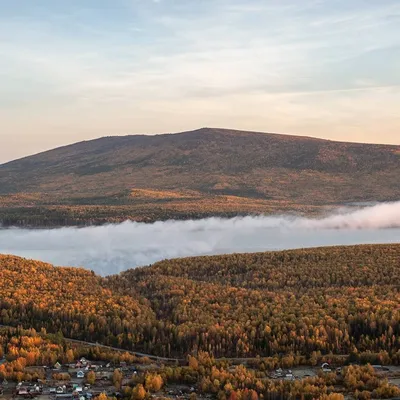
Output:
top-left (0, 128), bottom-right (399, 225)
top-left (1, 244), bottom-right (399, 359)
top-left (0, 255), bottom-right (156, 346)
top-left (107, 244), bottom-right (400, 357)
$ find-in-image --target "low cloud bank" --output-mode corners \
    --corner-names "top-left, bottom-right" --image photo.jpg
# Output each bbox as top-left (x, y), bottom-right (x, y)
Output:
top-left (296, 201), bottom-right (400, 230)
top-left (0, 201), bottom-right (399, 275)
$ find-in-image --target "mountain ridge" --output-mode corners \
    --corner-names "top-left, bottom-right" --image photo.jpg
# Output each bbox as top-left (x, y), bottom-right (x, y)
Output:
top-left (0, 127), bottom-right (399, 226)
top-left (3, 127), bottom-right (399, 168)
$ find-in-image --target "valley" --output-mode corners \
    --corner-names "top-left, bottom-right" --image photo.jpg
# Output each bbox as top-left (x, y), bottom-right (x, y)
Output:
top-left (1, 129), bottom-right (399, 400)
top-left (2, 1), bottom-right (399, 399)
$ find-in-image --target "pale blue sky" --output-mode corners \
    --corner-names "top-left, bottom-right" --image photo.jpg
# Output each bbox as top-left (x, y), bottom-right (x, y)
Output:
top-left (0, 0), bottom-right (399, 162)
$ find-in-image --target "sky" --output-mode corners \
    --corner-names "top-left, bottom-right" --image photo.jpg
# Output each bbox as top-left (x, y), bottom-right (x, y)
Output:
top-left (0, 0), bottom-right (399, 163)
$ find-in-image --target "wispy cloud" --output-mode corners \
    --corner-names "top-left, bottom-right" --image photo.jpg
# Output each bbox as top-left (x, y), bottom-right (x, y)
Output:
top-left (0, 0), bottom-right (399, 162)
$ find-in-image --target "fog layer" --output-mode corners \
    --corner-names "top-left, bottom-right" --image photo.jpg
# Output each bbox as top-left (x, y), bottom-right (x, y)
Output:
top-left (1, 201), bottom-right (399, 276)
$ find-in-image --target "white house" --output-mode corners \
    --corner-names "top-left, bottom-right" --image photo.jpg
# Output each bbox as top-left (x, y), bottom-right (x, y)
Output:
top-left (77, 371), bottom-right (85, 379)
top-left (321, 363), bottom-right (332, 372)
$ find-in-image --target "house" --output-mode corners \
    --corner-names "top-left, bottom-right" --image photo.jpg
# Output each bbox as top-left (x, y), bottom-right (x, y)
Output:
top-left (321, 363), bottom-right (332, 372)
top-left (284, 373), bottom-right (295, 381)
top-left (77, 371), bottom-right (85, 379)
top-left (16, 383), bottom-right (41, 396)
top-left (16, 386), bottom-right (29, 396)
top-left (56, 385), bottom-right (67, 394)
top-left (95, 371), bottom-right (113, 380)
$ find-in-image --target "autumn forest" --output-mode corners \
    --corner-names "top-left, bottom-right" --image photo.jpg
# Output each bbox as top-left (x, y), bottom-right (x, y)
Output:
top-left (0, 244), bottom-right (399, 399)
top-left (0, 244), bottom-right (399, 361)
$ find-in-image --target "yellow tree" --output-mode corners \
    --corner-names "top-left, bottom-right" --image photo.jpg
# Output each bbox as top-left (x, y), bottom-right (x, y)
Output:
top-left (112, 369), bottom-right (123, 390)
top-left (145, 373), bottom-right (163, 392)
top-left (86, 371), bottom-right (96, 385)
top-left (131, 384), bottom-right (146, 400)
top-left (95, 393), bottom-right (109, 400)
top-left (65, 349), bottom-right (75, 363)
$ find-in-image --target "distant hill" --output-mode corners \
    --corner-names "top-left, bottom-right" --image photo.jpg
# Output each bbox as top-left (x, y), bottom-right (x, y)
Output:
top-left (0, 128), bottom-right (399, 226)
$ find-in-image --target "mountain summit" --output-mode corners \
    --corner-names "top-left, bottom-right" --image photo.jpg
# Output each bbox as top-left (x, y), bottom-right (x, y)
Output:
top-left (0, 128), bottom-right (399, 225)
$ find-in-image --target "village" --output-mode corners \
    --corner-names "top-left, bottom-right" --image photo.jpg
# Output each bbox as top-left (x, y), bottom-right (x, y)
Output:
top-left (0, 354), bottom-right (203, 400)
top-left (1, 354), bottom-right (399, 400)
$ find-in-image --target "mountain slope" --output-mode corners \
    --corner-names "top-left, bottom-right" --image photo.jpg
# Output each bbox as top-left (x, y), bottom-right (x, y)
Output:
top-left (1, 244), bottom-right (399, 359)
top-left (0, 128), bottom-right (399, 225)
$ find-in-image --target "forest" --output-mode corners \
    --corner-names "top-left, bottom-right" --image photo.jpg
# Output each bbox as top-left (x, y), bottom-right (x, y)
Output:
top-left (0, 244), bottom-right (399, 364)
top-left (1, 327), bottom-right (399, 400)
top-left (0, 203), bottom-right (252, 228)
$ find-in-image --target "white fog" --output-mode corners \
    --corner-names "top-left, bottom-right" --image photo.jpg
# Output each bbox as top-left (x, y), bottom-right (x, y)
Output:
top-left (1, 201), bottom-right (399, 276)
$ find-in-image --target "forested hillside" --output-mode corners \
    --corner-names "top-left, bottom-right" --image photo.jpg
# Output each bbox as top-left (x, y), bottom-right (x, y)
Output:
top-left (107, 245), bottom-right (400, 359)
top-left (1, 128), bottom-right (399, 226)
top-left (0, 244), bottom-right (399, 364)
top-left (0, 255), bottom-right (156, 347)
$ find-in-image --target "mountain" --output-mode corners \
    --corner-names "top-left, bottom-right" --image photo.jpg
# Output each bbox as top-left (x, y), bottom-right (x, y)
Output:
top-left (0, 128), bottom-right (399, 226)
